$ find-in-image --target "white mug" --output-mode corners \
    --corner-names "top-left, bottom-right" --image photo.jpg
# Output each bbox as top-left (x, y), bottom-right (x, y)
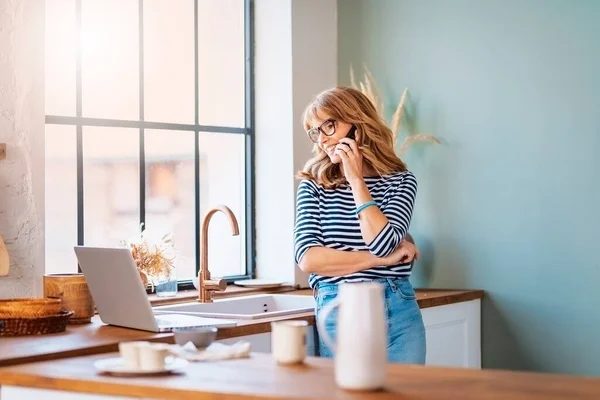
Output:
top-left (139, 343), bottom-right (172, 371)
top-left (118, 341), bottom-right (150, 370)
top-left (271, 320), bottom-right (308, 364)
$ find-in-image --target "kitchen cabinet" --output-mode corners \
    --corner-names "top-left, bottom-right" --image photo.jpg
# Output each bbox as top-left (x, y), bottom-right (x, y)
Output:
top-left (216, 326), bottom-right (320, 356)
top-left (421, 299), bottom-right (481, 368)
top-left (217, 332), bottom-right (272, 352)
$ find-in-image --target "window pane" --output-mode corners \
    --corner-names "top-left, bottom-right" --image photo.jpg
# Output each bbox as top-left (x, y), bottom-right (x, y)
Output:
top-left (45, 0), bottom-right (76, 116)
top-left (144, 1), bottom-right (194, 124)
top-left (81, 0), bottom-right (139, 120)
top-left (83, 127), bottom-right (139, 247)
top-left (197, 0), bottom-right (245, 127)
top-left (199, 132), bottom-right (246, 277)
top-left (45, 125), bottom-right (78, 273)
top-left (145, 130), bottom-right (195, 281)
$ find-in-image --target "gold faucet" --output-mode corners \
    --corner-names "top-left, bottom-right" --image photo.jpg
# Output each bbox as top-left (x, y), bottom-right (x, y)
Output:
top-left (198, 205), bottom-right (239, 303)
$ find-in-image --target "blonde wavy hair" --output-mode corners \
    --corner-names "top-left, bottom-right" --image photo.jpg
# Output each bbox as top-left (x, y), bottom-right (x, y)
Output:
top-left (297, 86), bottom-right (407, 189)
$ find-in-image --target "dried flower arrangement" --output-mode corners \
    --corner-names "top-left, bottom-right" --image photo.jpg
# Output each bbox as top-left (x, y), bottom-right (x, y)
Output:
top-left (349, 65), bottom-right (440, 156)
top-left (121, 223), bottom-right (175, 290)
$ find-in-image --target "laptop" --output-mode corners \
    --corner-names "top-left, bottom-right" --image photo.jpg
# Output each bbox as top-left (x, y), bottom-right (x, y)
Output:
top-left (73, 246), bottom-right (237, 332)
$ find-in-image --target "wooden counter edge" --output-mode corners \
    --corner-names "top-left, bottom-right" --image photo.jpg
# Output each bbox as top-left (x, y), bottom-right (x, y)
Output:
top-left (0, 335), bottom-right (174, 368)
top-left (417, 289), bottom-right (484, 309)
top-left (0, 370), bottom-right (277, 400)
top-left (2, 353), bottom-right (600, 400)
top-left (0, 370), bottom-right (204, 400)
top-left (150, 286), bottom-right (485, 308)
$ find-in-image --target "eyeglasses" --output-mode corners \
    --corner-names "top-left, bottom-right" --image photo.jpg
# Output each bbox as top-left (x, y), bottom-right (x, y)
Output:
top-left (306, 119), bottom-right (336, 143)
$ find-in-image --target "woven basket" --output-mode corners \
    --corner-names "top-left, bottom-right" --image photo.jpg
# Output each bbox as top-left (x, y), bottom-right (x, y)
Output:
top-left (0, 310), bottom-right (74, 336)
top-left (0, 297), bottom-right (64, 319)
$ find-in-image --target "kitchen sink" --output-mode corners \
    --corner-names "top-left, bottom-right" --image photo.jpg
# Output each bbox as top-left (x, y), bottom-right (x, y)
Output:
top-left (152, 294), bottom-right (316, 320)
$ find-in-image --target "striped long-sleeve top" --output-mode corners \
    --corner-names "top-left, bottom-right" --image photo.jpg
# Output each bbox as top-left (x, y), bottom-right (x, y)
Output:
top-left (294, 171), bottom-right (417, 289)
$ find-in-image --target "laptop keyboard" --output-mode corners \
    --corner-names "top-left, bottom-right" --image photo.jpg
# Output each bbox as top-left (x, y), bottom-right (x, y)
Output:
top-left (155, 314), bottom-right (205, 327)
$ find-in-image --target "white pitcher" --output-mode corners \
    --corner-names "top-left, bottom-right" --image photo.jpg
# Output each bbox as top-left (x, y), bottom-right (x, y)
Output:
top-left (316, 282), bottom-right (387, 391)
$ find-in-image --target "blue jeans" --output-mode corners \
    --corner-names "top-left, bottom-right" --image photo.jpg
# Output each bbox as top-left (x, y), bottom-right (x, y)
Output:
top-left (314, 277), bottom-right (426, 364)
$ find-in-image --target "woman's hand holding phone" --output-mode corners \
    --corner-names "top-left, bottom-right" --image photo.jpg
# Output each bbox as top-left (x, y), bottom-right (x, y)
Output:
top-left (334, 126), bottom-right (363, 185)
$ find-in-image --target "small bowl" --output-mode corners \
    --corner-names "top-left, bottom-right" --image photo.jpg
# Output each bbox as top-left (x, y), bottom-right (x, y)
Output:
top-left (172, 326), bottom-right (218, 348)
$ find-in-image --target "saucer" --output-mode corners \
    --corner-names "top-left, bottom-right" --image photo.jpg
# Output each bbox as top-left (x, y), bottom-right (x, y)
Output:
top-left (94, 356), bottom-right (188, 377)
top-left (233, 279), bottom-right (286, 289)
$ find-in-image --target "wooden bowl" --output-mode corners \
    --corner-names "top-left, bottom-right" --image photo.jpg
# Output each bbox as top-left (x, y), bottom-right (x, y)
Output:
top-left (43, 273), bottom-right (95, 324)
top-left (0, 297), bottom-right (64, 319)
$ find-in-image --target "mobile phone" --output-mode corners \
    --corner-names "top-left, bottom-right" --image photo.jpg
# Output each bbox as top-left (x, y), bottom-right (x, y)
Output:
top-left (347, 125), bottom-right (357, 140)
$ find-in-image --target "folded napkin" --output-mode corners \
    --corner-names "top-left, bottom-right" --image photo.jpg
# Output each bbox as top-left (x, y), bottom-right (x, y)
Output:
top-left (169, 340), bottom-right (252, 362)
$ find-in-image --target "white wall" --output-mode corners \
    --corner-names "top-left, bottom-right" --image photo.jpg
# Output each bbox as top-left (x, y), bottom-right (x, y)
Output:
top-left (254, 0), bottom-right (337, 287)
top-left (0, 0), bottom-right (45, 298)
top-left (290, 0), bottom-right (337, 285)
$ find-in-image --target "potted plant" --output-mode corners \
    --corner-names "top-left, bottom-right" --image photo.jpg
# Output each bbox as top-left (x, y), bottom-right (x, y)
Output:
top-left (349, 65), bottom-right (440, 156)
top-left (121, 223), bottom-right (177, 297)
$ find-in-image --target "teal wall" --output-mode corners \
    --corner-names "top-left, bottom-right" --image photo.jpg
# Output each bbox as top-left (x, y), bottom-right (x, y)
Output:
top-left (338, 0), bottom-right (600, 375)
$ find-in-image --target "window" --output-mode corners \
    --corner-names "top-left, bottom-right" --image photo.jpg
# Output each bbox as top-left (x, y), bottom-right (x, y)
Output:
top-left (44, 0), bottom-right (254, 289)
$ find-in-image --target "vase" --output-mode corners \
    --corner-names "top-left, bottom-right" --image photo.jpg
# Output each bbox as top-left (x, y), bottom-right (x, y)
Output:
top-left (152, 265), bottom-right (177, 297)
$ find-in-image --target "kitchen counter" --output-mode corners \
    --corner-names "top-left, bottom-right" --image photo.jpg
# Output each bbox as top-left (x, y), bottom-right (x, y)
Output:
top-left (0, 312), bottom-right (313, 367)
top-left (293, 287), bottom-right (484, 309)
top-left (0, 351), bottom-right (598, 400)
top-left (150, 286), bottom-right (484, 309)
top-left (0, 288), bottom-right (482, 367)
top-left (0, 320), bottom-right (173, 367)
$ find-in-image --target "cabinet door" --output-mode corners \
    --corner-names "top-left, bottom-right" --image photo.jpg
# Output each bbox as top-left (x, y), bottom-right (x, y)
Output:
top-left (217, 332), bottom-right (272, 352)
top-left (216, 326), bottom-right (319, 356)
top-left (421, 299), bottom-right (481, 368)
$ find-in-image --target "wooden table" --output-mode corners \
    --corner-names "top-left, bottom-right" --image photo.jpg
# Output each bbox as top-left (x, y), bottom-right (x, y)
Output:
top-left (0, 352), bottom-right (598, 399)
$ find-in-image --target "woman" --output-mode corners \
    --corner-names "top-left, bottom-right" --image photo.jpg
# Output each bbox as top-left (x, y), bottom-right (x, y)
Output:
top-left (293, 86), bottom-right (426, 364)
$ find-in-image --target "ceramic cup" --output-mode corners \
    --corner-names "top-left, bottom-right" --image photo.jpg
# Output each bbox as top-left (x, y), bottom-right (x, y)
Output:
top-left (139, 343), bottom-right (172, 371)
top-left (271, 320), bottom-right (309, 365)
top-left (118, 341), bottom-right (150, 370)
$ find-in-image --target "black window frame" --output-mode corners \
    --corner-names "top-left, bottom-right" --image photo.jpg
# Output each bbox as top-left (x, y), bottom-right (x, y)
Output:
top-left (45, 0), bottom-right (255, 291)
